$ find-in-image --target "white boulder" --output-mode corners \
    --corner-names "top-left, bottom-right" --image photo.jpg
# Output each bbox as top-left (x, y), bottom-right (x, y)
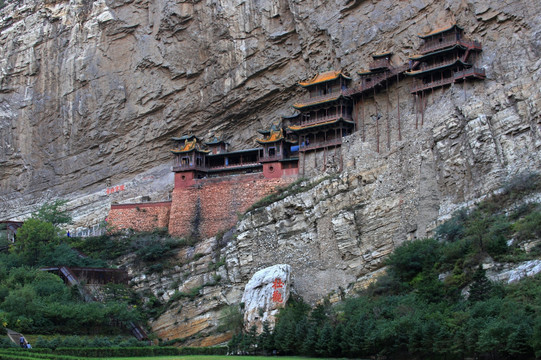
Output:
top-left (241, 264), bottom-right (291, 333)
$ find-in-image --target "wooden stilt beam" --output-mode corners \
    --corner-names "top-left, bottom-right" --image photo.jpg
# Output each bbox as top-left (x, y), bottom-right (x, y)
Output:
top-left (361, 93), bottom-right (365, 142)
top-left (386, 75), bottom-right (390, 150)
top-left (415, 93), bottom-right (418, 130)
top-left (421, 92), bottom-right (424, 127)
top-left (397, 73), bottom-right (401, 141)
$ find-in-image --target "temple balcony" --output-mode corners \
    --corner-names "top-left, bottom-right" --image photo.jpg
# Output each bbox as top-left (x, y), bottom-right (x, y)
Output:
top-left (454, 67), bottom-right (486, 80)
top-left (172, 164), bottom-right (208, 172)
top-left (293, 92), bottom-right (346, 109)
top-left (411, 77), bottom-right (455, 93)
top-left (300, 137), bottom-right (342, 152)
top-left (412, 56), bottom-right (467, 74)
top-left (297, 113), bottom-right (353, 128)
top-left (410, 67), bottom-right (485, 93)
top-left (369, 58), bottom-right (391, 70)
top-left (419, 37), bottom-right (482, 55)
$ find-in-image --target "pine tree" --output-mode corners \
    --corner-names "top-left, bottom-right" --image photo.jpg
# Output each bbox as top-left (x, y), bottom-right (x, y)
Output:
top-left (302, 322), bottom-right (318, 356)
top-left (315, 323), bottom-right (333, 357)
top-left (469, 266), bottom-right (493, 302)
top-left (258, 321), bottom-right (274, 354)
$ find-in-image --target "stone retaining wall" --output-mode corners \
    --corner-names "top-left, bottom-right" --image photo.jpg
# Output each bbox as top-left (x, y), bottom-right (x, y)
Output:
top-left (168, 174), bottom-right (293, 239)
top-left (108, 201), bottom-right (172, 232)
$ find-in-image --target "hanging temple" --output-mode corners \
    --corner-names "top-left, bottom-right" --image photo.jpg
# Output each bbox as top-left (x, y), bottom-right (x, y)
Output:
top-left (108, 24), bottom-right (485, 237)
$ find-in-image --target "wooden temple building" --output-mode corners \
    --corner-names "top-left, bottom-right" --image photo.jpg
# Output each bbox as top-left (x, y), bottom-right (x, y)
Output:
top-left (256, 124), bottom-right (299, 178)
top-left (407, 24), bottom-right (485, 95)
top-left (111, 23), bottom-right (486, 239)
top-left (170, 24), bottom-right (485, 181)
top-left (288, 71), bottom-right (355, 174)
top-left (171, 71), bottom-right (358, 181)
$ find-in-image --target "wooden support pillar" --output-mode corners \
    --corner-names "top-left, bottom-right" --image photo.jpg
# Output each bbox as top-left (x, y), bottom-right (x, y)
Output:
top-left (361, 93), bottom-right (365, 141)
top-left (324, 131), bottom-right (327, 171)
top-left (415, 93), bottom-right (418, 130)
top-left (374, 86), bottom-right (379, 153)
top-left (386, 75), bottom-right (390, 150)
top-left (463, 76), bottom-right (466, 101)
top-left (397, 73), bottom-right (401, 141)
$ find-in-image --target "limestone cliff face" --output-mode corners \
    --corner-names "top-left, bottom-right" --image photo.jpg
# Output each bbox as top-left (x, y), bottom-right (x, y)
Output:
top-left (1, 0), bottom-right (541, 346)
top-left (2, 0), bottom-right (539, 224)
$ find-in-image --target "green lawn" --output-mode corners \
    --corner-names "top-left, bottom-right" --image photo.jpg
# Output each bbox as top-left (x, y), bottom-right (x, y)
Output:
top-left (97, 357), bottom-right (329, 360)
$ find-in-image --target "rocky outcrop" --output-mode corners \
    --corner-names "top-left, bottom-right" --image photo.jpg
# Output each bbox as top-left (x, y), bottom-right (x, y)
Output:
top-left (486, 259), bottom-right (541, 284)
top-left (241, 264), bottom-right (290, 333)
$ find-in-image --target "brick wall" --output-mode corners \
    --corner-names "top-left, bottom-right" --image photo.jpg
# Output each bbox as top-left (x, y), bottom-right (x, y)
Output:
top-left (108, 201), bottom-right (171, 232)
top-left (169, 174), bottom-right (294, 239)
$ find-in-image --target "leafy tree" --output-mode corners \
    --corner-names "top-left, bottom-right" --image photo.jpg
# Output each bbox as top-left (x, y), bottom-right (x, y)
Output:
top-left (217, 304), bottom-right (243, 334)
top-left (13, 218), bottom-right (58, 265)
top-left (301, 323), bottom-right (318, 356)
top-left (0, 223), bottom-right (9, 250)
top-left (34, 199), bottom-right (72, 226)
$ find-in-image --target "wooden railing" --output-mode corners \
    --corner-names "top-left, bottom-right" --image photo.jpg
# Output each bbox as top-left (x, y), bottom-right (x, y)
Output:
top-left (297, 113), bottom-right (353, 128)
top-left (411, 77), bottom-right (455, 93)
top-left (208, 162), bottom-right (260, 170)
top-left (293, 91), bottom-right (347, 108)
top-left (260, 155), bottom-right (283, 162)
top-left (344, 64), bottom-right (409, 97)
top-left (419, 37), bottom-right (482, 54)
top-left (454, 67), bottom-right (485, 79)
top-left (300, 138), bottom-right (342, 152)
top-left (420, 37), bottom-right (460, 54)
top-left (172, 164), bottom-right (207, 172)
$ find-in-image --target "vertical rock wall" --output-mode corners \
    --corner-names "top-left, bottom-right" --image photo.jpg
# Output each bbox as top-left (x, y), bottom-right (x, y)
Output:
top-left (1, 0), bottom-right (539, 229)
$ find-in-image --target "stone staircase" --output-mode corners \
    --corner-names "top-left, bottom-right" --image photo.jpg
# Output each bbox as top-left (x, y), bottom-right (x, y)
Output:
top-left (41, 266), bottom-right (148, 340)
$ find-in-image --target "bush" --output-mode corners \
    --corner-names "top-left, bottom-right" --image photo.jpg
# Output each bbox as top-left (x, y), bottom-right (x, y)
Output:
top-left (514, 211), bottom-right (541, 241)
top-left (386, 238), bottom-right (440, 283)
top-left (502, 172), bottom-right (541, 199)
top-left (436, 208), bottom-right (468, 243)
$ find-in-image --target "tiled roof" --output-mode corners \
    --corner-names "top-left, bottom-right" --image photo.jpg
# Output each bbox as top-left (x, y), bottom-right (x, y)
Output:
top-left (298, 71), bottom-right (351, 87)
top-left (288, 117), bottom-right (354, 131)
top-left (418, 24), bottom-right (463, 39)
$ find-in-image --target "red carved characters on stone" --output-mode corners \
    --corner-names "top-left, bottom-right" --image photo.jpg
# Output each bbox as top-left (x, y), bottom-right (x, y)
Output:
top-left (271, 278), bottom-right (285, 303)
